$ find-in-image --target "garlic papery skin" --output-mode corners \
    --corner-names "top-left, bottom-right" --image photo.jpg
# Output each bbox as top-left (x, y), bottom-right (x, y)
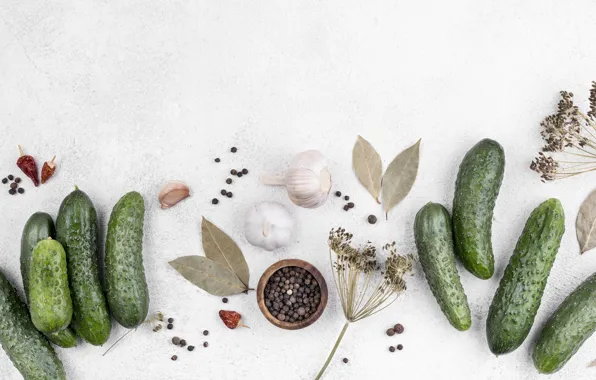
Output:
top-left (244, 202), bottom-right (295, 251)
top-left (260, 150), bottom-right (332, 209)
top-left (158, 181), bottom-right (191, 209)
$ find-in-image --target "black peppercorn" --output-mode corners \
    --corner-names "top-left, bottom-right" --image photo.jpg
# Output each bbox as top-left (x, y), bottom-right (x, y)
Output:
top-left (203, 342), bottom-right (209, 348)
top-left (344, 195), bottom-right (349, 201)
top-left (188, 346), bottom-right (195, 351)
top-left (212, 198), bottom-right (219, 205)
top-left (171, 355), bottom-right (178, 361)
top-left (179, 340), bottom-right (187, 347)
top-left (172, 337), bottom-right (181, 345)
top-left (221, 189), bottom-right (227, 195)
top-left (17, 188), bottom-right (24, 194)
top-left (1, 178), bottom-right (7, 184)
top-left (203, 330), bottom-right (209, 336)
top-left (168, 318), bottom-right (174, 323)
top-left (226, 192), bottom-right (233, 198)
top-left (386, 328), bottom-right (395, 337)
top-left (368, 215), bottom-right (377, 224)
top-left (394, 324), bottom-right (404, 334)
top-left (343, 205), bottom-right (350, 211)
top-left (237, 172), bottom-right (243, 178)
top-left (335, 191), bottom-right (341, 197)
top-left (231, 147), bottom-right (237, 153)
top-left (389, 346), bottom-right (396, 352)
top-left (7, 175), bottom-right (14, 180)
top-left (397, 344), bottom-right (403, 350)
top-left (226, 178), bottom-right (232, 184)
top-left (167, 323), bottom-right (173, 330)
top-left (347, 202), bottom-right (354, 209)
top-left (231, 169), bottom-right (237, 175)
top-left (215, 158), bottom-right (221, 163)
top-left (222, 297), bottom-right (228, 303)
top-left (342, 358), bottom-right (349, 364)
top-left (9, 189), bottom-right (16, 195)
top-left (14, 177), bottom-right (21, 183)
top-left (242, 168), bottom-right (248, 175)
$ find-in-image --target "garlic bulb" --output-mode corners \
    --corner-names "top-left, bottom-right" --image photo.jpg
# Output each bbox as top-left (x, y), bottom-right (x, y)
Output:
top-left (261, 150), bottom-right (332, 209)
top-left (158, 181), bottom-right (191, 209)
top-left (244, 202), bottom-right (295, 251)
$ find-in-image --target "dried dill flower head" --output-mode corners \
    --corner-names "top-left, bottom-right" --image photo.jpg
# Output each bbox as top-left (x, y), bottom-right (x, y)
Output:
top-left (531, 82), bottom-right (596, 181)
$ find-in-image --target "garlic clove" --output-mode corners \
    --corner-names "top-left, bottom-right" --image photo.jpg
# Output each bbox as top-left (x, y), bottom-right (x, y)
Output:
top-left (159, 181), bottom-right (191, 209)
top-left (245, 202), bottom-right (295, 251)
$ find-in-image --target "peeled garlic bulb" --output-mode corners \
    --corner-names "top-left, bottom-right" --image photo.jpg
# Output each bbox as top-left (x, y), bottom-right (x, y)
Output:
top-left (261, 150), bottom-right (332, 209)
top-left (244, 202), bottom-right (295, 251)
top-left (158, 181), bottom-right (191, 209)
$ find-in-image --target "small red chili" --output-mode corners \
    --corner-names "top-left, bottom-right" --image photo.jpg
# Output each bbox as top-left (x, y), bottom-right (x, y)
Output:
top-left (41, 156), bottom-right (57, 184)
top-left (219, 310), bottom-right (249, 330)
top-left (17, 145), bottom-right (39, 187)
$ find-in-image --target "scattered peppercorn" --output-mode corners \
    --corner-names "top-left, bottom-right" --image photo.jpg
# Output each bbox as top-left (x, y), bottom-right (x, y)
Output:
top-left (172, 337), bottom-right (181, 345)
top-left (167, 323), bottom-right (173, 330)
top-left (171, 355), bottom-right (178, 361)
top-left (188, 346), bottom-right (195, 351)
top-left (221, 189), bottom-right (227, 195)
top-left (203, 330), bottom-right (209, 336)
top-left (14, 177), bottom-right (21, 183)
top-left (215, 158), bottom-right (221, 163)
top-left (226, 192), bottom-right (233, 198)
top-left (18, 188), bottom-right (24, 194)
top-left (343, 205), bottom-right (350, 211)
top-left (347, 202), bottom-right (355, 209)
top-left (397, 344), bottom-right (403, 350)
top-left (179, 340), bottom-right (187, 347)
top-left (203, 342), bottom-right (209, 348)
top-left (231, 147), bottom-right (237, 153)
top-left (237, 172), bottom-right (243, 178)
top-left (212, 198), bottom-right (219, 205)
top-left (386, 328), bottom-right (395, 337)
top-left (394, 324), bottom-right (404, 334)
top-left (226, 178), bottom-right (233, 184)
top-left (335, 191), bottom-right (341, 197)
top-left (10, 183), bottom-right (17, 190)
top-left (242, 169), bottom-right (248, 175)
top-left (1, 178), bottom-right (6, 184)
top-left (342, 358), bottom-right (349, 364)
top-left (7, 175), bottom-right (13, 181)
top-left (168, 318), bottom-right (174, 323)
top-left (222, 298), bottom-right (228, 303)
top-left (368, 215), bottom-right (377, 224)
top-left (344, 195), bottom-right (350, 201)
top-left (8, 189), bottom-right (16, 195)
top-left (231, 169), bottom-right (237, 175)
top-left (389, 346), bottom-right (396, 352)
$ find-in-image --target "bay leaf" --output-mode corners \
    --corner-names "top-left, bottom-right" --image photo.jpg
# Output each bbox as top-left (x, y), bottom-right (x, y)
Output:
top-left (169, 256), bottom-right (247, 296)
top-left (576, 188), bottom-right (596, 254)
top-left (352, 135), bottom-right (383, 204)
top-left (201, 217), bottom-right (250, 287)
top-left (381, 139), bottom-right (421, 218)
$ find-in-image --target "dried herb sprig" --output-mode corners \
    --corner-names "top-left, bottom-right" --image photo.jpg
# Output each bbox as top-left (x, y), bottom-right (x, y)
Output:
top-left (531, 82), bottom-right (596, 181)
top-left (315, 228), bottom-right (413, 379)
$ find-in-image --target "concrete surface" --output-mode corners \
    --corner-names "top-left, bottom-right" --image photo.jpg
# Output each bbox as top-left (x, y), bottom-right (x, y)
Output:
top-left (1, 0), bottom-right (596, 379)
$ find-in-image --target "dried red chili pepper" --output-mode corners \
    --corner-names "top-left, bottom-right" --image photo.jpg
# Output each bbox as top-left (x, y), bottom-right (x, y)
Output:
top-left (41, 156), bottom-right (57, 184)
top-left (219, 310), bottom-right (249, 329)
top-left (17, 145), bottom-right (39, 187)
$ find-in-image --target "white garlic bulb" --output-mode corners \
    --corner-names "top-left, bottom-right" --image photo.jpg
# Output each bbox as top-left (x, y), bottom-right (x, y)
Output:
top-left (244, 202), bottom-right (296, 251)
top-left (261, 150), bottom-right (332, 209)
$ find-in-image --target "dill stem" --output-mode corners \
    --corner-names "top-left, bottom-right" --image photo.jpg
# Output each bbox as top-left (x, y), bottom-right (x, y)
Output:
top-left (315, 322), bottom-right (350, 380)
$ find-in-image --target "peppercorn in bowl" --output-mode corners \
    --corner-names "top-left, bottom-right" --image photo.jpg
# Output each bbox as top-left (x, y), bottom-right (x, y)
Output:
top-left (257, 259), bottom-right (328, 330)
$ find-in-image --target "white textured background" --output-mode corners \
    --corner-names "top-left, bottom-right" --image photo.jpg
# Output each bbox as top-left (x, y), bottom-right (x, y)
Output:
top-left (1, 1), bottom-right (596, 379)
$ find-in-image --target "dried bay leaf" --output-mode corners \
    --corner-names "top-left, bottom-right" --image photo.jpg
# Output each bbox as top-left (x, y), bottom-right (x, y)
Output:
top-left (352, 136), bottom-right (383, 203)
top-left (381, 139), bottom-right (421, 218)
top-left (202, 217), bottom-right (250, 287)
top-left (169, 256), bottom-right (247, 296)
top-left (576, 188), bottom-right (596, 254)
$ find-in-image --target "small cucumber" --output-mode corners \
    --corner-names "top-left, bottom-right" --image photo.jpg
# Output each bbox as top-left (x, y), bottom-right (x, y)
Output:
top-left (533, 272), bottom-right (596, 374)
top-left (29, 238), bottom-right (73, 334)
top-left (452, 139), bottom-right (505, 279)
top-left (21, 212), bottom-right (77, 348)
top-left (414, 202), bottom-right (471, 331)
top-left (486, 199), bottom-right (565, 355)
top-left (105, 191), bottom-right (149, 328)
top-left (56, 187), bottom-right (111, 345)
top-left (0, 269), bottom-right (66, 380)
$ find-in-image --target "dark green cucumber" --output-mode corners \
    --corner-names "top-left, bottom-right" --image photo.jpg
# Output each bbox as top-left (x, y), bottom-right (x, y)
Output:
top-left (0, 269), bottom-right (66, 380)
top-left (21, 212), bottom-right (77, 348)
top-left (533, 272), bottom-right (596, 374)
top-left (56, 187), bottom-right (111, 345)
top-left (486, 199), bottom-right (565, 355)
top-left (414, 202), bottom-right (471, 331)
top-left (29, 238), bottom-right (73, 334)
top-left (452, 138), bottom-right (505, 279)
top-left (105, 191), bottom-right (149, 328)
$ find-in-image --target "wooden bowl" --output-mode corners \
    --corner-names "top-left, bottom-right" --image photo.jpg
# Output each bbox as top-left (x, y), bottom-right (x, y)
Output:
top-left (257, 259), bottom-right (328, 330)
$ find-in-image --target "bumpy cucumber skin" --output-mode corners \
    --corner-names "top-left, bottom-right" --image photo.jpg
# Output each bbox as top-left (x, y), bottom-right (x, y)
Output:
top-left (414, 202), bottom-right (472, 331)
top-left (0, 270), bottom-right (66, 380)
top-left (29, 239), bottom-right (73, 334)
top-left (452, 139), bottom-right (505, 279)
top-left (56, 188), bottom-right (111, 346)
top-left (533, 272), bottom-right (596, 374)
top-left (105, 191), bottom-right (149, 328)
top-left (486, 199), bottom-right (565, 355)
top-left (21, 212), bottom-right (77, 348)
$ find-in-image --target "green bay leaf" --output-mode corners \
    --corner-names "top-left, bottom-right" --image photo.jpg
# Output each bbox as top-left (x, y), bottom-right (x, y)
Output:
top-left (169, 256), bottom-right (247, 296)
top-left (201, 217), bottom-right (250, 288)
top-left (382, 139), bottom-right (421, 218)
top-left (352, 135), bottom-right (383, 203)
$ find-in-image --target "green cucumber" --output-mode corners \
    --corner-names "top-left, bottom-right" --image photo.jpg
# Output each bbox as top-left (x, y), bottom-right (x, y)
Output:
top-left (414, 202), bottom-right (472, 331)
top-left (21, 212), bottom-right (77, 348)
top-left (0, 269), bottom-right (66, 380)
top-left (486, 199), bottom-right (565, 355)
top-left (56, 187), bottom-right (111, 345)
top-left (533, 272), bottom-right (596, 374)
top-left (29, 238), bottom-right (73, 334)
top-left (452, 138), bottom-right (505, 279)
top-left (105, 191), bottom-right (149, 328)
